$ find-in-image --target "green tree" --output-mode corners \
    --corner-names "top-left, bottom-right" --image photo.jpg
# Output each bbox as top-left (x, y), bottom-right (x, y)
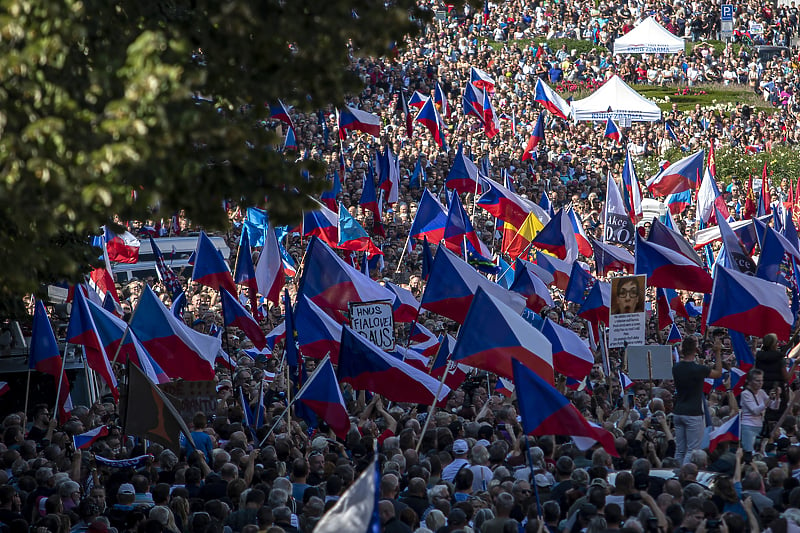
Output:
top-left (0, 0), bottom-right (469, 313)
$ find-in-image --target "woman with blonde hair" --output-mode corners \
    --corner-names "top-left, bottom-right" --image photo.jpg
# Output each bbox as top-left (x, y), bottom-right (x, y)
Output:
top-left (150, 506), bottom-right (180, 533)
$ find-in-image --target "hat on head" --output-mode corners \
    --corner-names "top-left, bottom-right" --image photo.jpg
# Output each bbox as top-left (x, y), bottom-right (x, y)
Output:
top-left (590, 478), bottom-right (609, 490)
top-left (311, 436), bottom-right (329, 452)
top-left (452, 439), bottom-right (469, 455)
top-left (216, 380), bottom-right (232, 392)
top-left (117, 483), bottom-right (135, 495)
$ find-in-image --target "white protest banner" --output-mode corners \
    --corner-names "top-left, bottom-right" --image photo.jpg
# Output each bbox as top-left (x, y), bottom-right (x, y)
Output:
top-left (348, 300), bottom-right (395, 351)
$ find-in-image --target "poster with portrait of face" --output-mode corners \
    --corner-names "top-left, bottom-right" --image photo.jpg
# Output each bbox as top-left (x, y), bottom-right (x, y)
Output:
top-left (609, 275), bottom-right (647, 348)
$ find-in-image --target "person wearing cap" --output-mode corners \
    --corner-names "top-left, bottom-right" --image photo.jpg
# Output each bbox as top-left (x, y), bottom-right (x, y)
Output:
top-left (441, 439), bottom-right (470, 483)
top-left (105, 484), bottom-right (135, 531)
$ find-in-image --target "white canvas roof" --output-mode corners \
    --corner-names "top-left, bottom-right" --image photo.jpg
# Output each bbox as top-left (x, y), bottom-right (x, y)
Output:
top-left (570, 75), bottom-right (662, 123)
top-left (613, 17), bottom-right (686, 55)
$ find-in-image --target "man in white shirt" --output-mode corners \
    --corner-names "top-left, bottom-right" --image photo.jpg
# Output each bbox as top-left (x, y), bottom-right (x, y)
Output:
top-left (441, 439), bottom-right (471, 483)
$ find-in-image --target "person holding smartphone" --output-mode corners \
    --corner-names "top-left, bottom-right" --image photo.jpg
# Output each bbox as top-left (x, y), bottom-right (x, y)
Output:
top-left (740, 369), bottom-right (780, 452)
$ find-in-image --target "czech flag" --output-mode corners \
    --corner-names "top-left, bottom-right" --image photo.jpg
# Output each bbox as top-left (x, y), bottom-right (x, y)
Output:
top-left (255, 222), bottom-right (285, 306)
top-left (409, 91), bottom-right (429, 109)
top-left (567, 206), bottom-right (593, 257)
top-left (666, 189), bottom-right (693, 215)
top-left (337, 326), bottom-right (450, 405)
top-left (729, 330), bottom-right (755, 371)
top-left (234, 229), bottom-right (259, 313)
top-left (531, 208), bottom-right (578, 262)
top-left (470, 66), bottom-right (495, 93)
top-left (302, 201), bottom-right (340, 248)
top-left (415, 97), bottom-right (447, 150)
top-left (451, 288), bottom-right (553, 383)
top-left (707, 266), bottom-right (793, 340)
top-left (635, 234), bottom-right (713, 293)
top-left (646, 150), bottom-right (704, 196)
top-left (430, 335), bottom-right (470, 393)
top-left (269, 100), bottom-right (293, 128)
top-left (294, 296), bottom-right (342, 362)
top-left (541, 318), bottom-right (594, 380)
top-left (221, 289), bottom-right (267, 350)
top-left (359, 162), bottom-right (380, 214)
top-left (130, 285), bottom-right (220, 381)
top-left (534, 78), bottom-right (571, 120)
top-left (495, 378), bottom-right (515, 397)
top-left (103, 226), bottom-right (141, 264)
top-left (648, 219), bottom-right (703, 266)
top-left (515, 257), bottom-right (555, 286)
top-left (67, 288), bottom-right (119, 400)
top-left (462, 82), bottom-right (485, 120)
top-left (408, 189), bottom-right (448, 246)
top-left (283, 125), bottom-right (297, 152)
top-left (409, 322), bottom-right (441, 357)
top-left (30, 300), bottom-right (72, 422)
top-left (482, 86), bottom-right (500, 138)
top-left (696, 169), bottom-right (729, 225)
top-left (73, 425), bottom-right (110, 450)
top-left (513, 359), bottom-right (617, 456)
top-left (295, 358), bottom-right (350, 439)
top-left (420, 245), bottom-right (526, 324)
top-left (446, 143), bottom-right (483, 195)
top-left (384, 281), bottom-right (420, 323)
top-left (443, 191), bottom-right (486, 256)
top-left (535, 252), bottom-right (572, 291)
top-left (509, 258), bottom-right (554, 312)
top-left (320, 172), bottom-right (342, 211)
top-left (298, 237), bottom-right (395, 319)
top-left (434, 81), bottom-right (449, 116)
top-left (192, 231), bottom-right (236, 295)
top-left (622, 150), bottom-right (643, 223)
top-left (337, 105), bottom-right (381, 139)
top-left (265, 321), bottom-right (286, 352)
top-left (593, 239), bottom-right (634, 276)
top-left (666, 322), bottom-right (682, 344)
top-left (709, 414), bottom-right (740, 453)
top-left (577, 280), bottom-right (611, 328)
top-left (604, 118), bottom-right (621, 144)
top-left (522, 113), bottom-right (545, 161)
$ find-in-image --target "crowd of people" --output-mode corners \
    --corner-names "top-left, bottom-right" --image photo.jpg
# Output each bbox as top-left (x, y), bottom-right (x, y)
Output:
top-left (10, 1), bottom-right (800, 533)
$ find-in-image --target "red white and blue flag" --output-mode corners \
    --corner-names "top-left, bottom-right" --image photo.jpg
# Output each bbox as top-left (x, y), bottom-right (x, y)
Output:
top-left (73, 426), bottom-right (109, 450)
top-left (534, 78), bottom-right (571, 120)
top-left (337, 106), bottom-right (381, 139)
top-left (709, 414), bottom-right (740, 453)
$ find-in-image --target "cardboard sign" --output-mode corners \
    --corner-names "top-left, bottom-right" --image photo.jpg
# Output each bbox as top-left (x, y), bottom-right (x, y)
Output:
top-left (626, 345), bottom-right (674, 381)
top-left (348, 300), bottom-right (395, 351)
top-left (158, 380), bottom-right (218, 424)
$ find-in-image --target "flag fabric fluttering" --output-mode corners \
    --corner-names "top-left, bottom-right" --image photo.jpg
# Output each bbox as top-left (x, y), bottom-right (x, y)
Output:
top-left (337, 106), bottom-right (381, 139)
top-left (415, 97), bottom-right (447, 150)
top-left (255, 223), bottom-right (285, 306)
top-left (30, 300), bottom-right (72, 422)
top-left (220, 289), bottom-right (267, 350)
top-left (73, 425), bottom-right (110, 450)
top-left (522, 113), bottom-right (545, 161)
top-left (646, 150), bottom-right (704, 196)
top-left (314, 457), bottom-right (381, 533)
top-left (295, 358), bottom-right (351, 439)
top-left (708, 414), bottom-right (740, 453)
top-left (534, 78), bottom-right (571, 120)
top-left (192, 231), bottom-right (236, 294)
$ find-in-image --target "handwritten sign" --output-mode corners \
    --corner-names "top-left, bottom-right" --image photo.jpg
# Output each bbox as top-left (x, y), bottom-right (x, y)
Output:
top-left (349, 300), bottom-right (395, 351)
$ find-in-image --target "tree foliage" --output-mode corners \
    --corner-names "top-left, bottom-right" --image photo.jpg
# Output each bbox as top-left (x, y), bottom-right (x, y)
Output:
top-left (0, 0), bottom-right (469, 310)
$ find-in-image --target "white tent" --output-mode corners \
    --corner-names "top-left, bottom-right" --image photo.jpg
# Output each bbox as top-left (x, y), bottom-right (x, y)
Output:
top-left (613, 17), bottom-right (686, 55)
top-left (570, 75), bottom-right (662, 123)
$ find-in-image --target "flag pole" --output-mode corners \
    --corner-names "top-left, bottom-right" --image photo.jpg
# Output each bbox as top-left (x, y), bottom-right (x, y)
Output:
top-left (415, 369), bottom-right (449, 454)
top-left (524, 436), bottom-right (543, 516)
top-left (259, 355), bottom-right (329, 447)
top-left (54, 342), bottom-right (69, 419)
top-left (23, 369), bottom-right (32, 422)
top-left (394, 233), bottom-right (413, 274)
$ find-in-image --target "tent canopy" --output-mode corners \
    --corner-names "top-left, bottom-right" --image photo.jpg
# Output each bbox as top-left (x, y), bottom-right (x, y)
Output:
top-left (613, 17), bottom-right (686, 55)
top-left (570, 75), bottom-right (662, 123)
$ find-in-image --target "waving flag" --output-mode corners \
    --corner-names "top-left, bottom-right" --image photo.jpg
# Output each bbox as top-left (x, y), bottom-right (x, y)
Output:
top-left (255, 222), bottom-right (285, 305)
top-left (758, 161), bottom-right (772, 217)
top-left (359, 161), bottom-right (380, 214)
top-left (31, 300), bottom-right (72, 422)
top-left (567, 206), bottom-right (593, 257)
top-left (696, 169), bottom-right (729, 224)
top-left (130, 286), bottom-right (220, 381)
top-left (220, 289), bottom-right (266, 350)
top-left (635, 234), bottom-right (712, 293)
top-left (103, 226), bottom-right (140, 264)
top-left (565, 261), bottom-right (596, 305)
top-left (510, 258), bottom-right (554, 312)
top-left (451, 288), bottom-right (553, 383)
top-left (730, 330), bottom-right (755, 371)
top-left (293, 295), bottom-right (342, 362)
top-left (604, 118), bottom-right (621, 143)
top-left (665, 121), bottom-right (678, 141)
top-left (504, 212), bottom-right (546, 260)
top-left (593, 239), bottom-right (634, 276)
top-left (192, 231), bottom-right (236, 294)
top-left (708, 266), bottom-right (792, 340)
top-left (384, 281), bottom-right (420, 323)
top-left (67, 289), bottom-right (119, 400)
top-left (709, 414), bottom-right (740, 453)
top-left (717, 210), bottom-right (756, 274)
top-left (73, 426), bottom-right (109, 450)
top-left (622, 151), bottom-right (644, 223)
top-left (482, 86), bottom-right (500, 138)
top-left (298, 237), bottom-right (395, 319)
top-left (320, 172), bottom-right (342, 211)
top-left (531, 209), bottom-right (578, 262)
top-left (337, 106), bottom-right (381, 139)
top-left (446, 144), bottom-right (483, 195)
top-left (376, 144), bottom-right (400, 205)
top-left (409, 322), bottom-right (441, 357)
top-left (756, 225), bottom-right (800, 287)
top-left (648, 219), bottom-right (703, 265)
top-left (337, 203), bottom-right (382, 256)
top-left (234, 229), bottom-right (259, 315)
top-left (283, 125), bottom-right (298, 152)
top-left (666, 189), bottom-right (693, 215)
top-left (434, 81), bottom-right (449, 116)
top-left (535, 252), bottom-right (572, 291)
top-left (295, 358), bottom-right (350, 439)
top-left (302, 200), bottom-right (341, 248)
top-left (443, 190), bottom-right (484, 255)
top-left (539, 189), bottom-right (554, 217)
top-left (415, 97), bottom-right (447, 149)
top-left (534, 78), bottom-right (571, 120)
top-left (430, 335), bottom-right (470, 392)
top-left (408, 188), bottom-right (448, 245)
top-left (513, 359), bottom-right (617, 456)
top-left (269, 100), bottom-right (293, 128)
top-left (522, 113), bottom-right (545, 161)
top-left (338, 326), bottom-right (450, 404)
top-left (420, 245), bottom-right (525, 323)
top-left (578, 280), bottom-right (611, 332)
top-left (541, 318), bottom-right (594, 380)
top-left (150, 237), bottom-right (184, 301)
top-left (409, 91), bottom-right (429, 109)
top-left (470, 66), bottom-right (495, 93)
top-left (646, 150), bottom-right (704, 196)
top-left (516, 256), bottom-right (555, 286)
top-left (396, 90), bottom-right (414, 138)
top-left (667, 323), bottom-right (682, 344)
top-left (462, 82), bottom-right (485, 120)
top-left (314, 457), bottom-right (381, 533)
